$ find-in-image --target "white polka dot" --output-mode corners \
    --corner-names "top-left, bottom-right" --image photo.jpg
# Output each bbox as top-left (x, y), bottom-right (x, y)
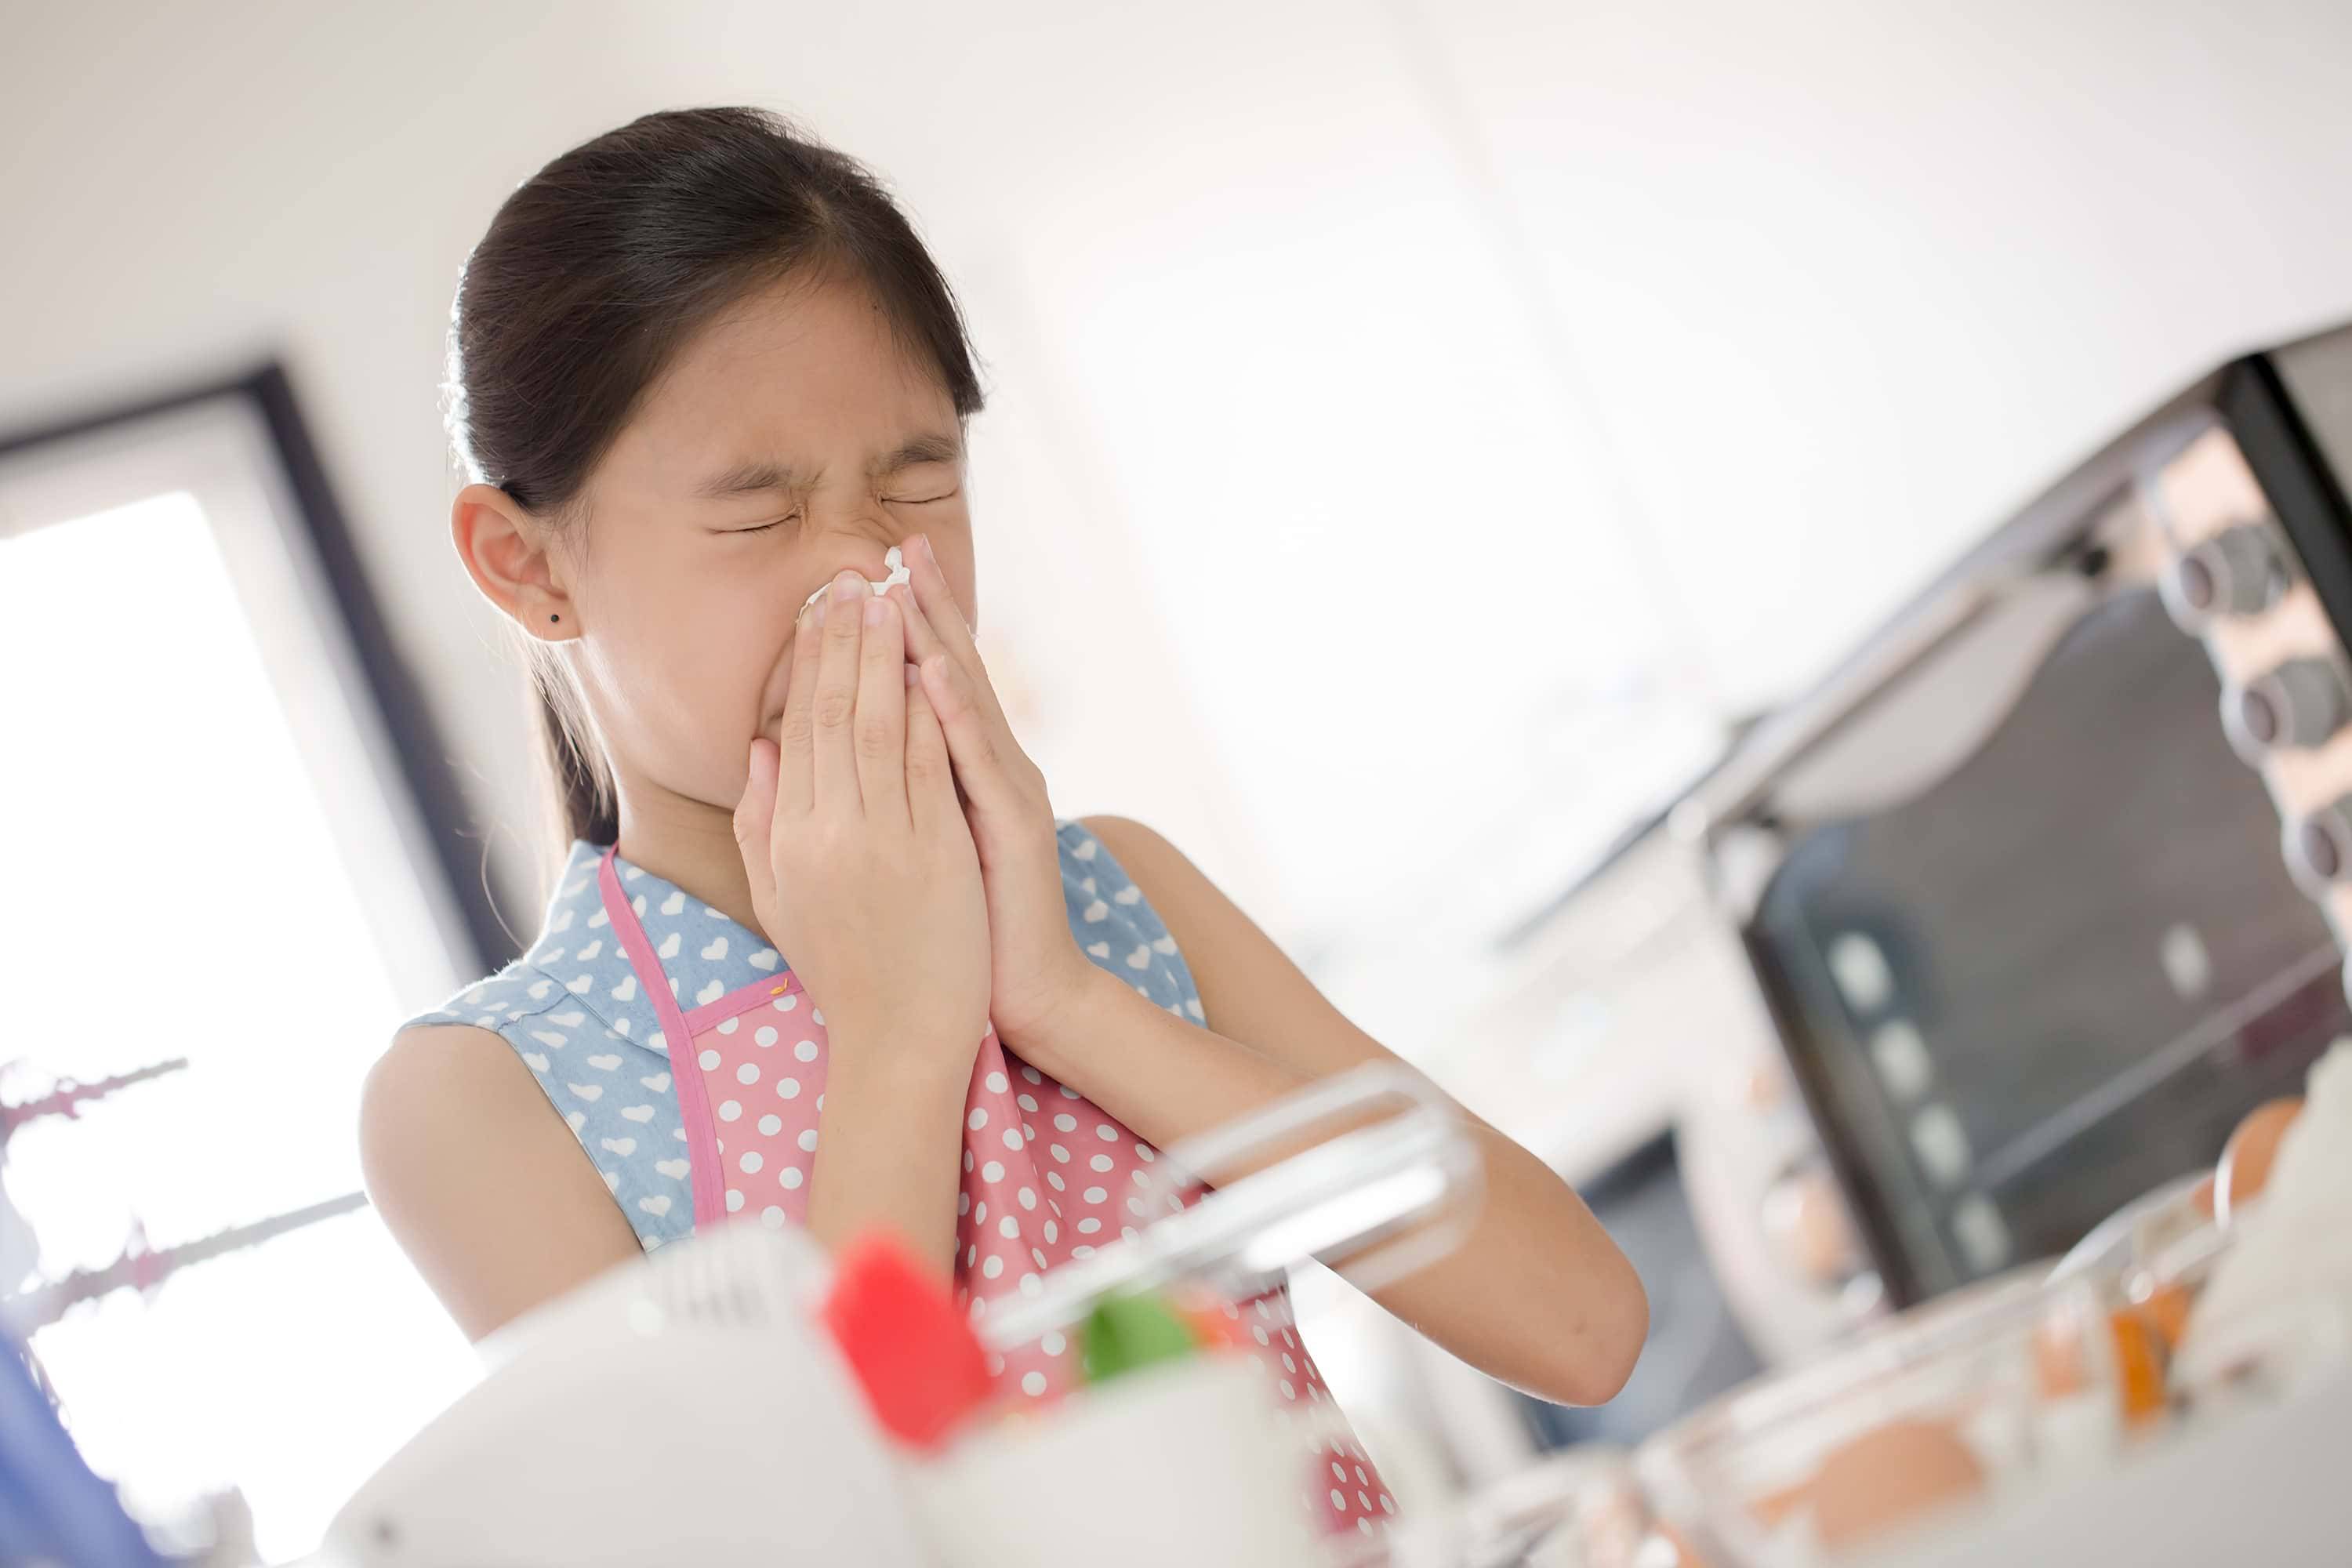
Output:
top-left (1137, 1145), bottom-right (1156, 1162)
top-left (985, 1071), bottom-right (1008, 1092)
top-left (793, 1128), bottom-right (815, 1152)
top-left (1020, 1066), bottom-right (1042, 1084)
top-left (1254, 1326), bottom-right (1271, 1345)
top-left (1072, 1244), bottom-right (1095, 1258)
top-left (699, 1049), bottom-right (720, 1069)
top-left (1333, 1463), bottom-right (1347, 1481)
top-left (1021, 1371), bottom-right (1046, 1396)
top-left (1044, 1220), bottom-right (1058, 1243)
top-left (1061, 1084), bottom-right (1080, 1098)
top-left (969, 1108), bottom-right (989, 1131)
top-left (1019, 1273), bottom-right (1042, 1296)
top-left (780, 1167), bottom-right (804, 1189)
top-left (735, 1062), bottom-right (760, 1085)
top-left (776, 1076), bottom-right (800, 1098)
top-left (726, 1189), bottom-right (744, 1212)
top-left (1049, 1145), bottom-right (1070, 1163)
top-left (1046, 1172), bottom-right (1065, 1191)
top-left (1281, 1381), bottom-right (1296, 1398)
top-left (795, 1040), bottom-right (818, 1062)
top-left (982, 1160), bottom-right (1004, 1182)
top-left (1132, 1170), bottom-right (1151, 1186)
top-left (1017, 1094), bottom-right (1039, 1112)
top-left (1091, 1154), bottom-right (1114, 1172)
top-left (1330, 1490), bottom-right (1346, 1511)
top-left (1031, 1247), bottom-right (1048, 1269)
top-left (999, 1215), bottom-right (1020, 1238)
top-left (1358, 1519), bottom-right (1373, 1536)
top-left (1083, 1186), bottom-right (1108, 1203)
top-left (1054, 1114), bottom-right (1077, 1132)
top-left (718, 1100), bottom-right (742, 1121)
top-left (760, 1205), bottom-right (787, 1228)
top-left (755, 1025), bottom-right (778, 1047)
top-left (958, 1192), bottom-right (971, 1216)
top-left (982, 1255), bottom-right (1004, 1279)
top-left (1380, 1495), bottom-right (1394, 1515)
top-left (975, 1202), bottom-right (988, 1223)
top-left (967, 1244), bottom-right (978, 1266)
top-left (1002, 1129), bottom-right (1023, 1151)
top-left (1041, 1330), bottom-right (1065, 1355)
top-left (811, 1008), bottom-right (824, 1025)
top-left (964, 1149), bottom-right (975, 1173)
top-left (717, 1016), bottom-right (739, 1034)
top-left (740, 1151), bottom-right (764, 1174)
top-left (758, 1114), bottom-right (782, 1135)
top-left (1076, 1218), bottom-right (1102, 1234)
top-left (1018, 1187), bottom-right (1037, 1209)
top-left (1096, 1125), bottom-right (1118, 1142)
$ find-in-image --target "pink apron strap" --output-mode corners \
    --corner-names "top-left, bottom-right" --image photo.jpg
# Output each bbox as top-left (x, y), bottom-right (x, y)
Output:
top-left (597, 846), bottom-right (725, 1229)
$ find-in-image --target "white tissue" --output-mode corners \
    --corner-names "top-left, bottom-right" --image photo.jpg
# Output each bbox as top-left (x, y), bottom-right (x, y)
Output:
top-left (801, 546), bottom-right (911, 615)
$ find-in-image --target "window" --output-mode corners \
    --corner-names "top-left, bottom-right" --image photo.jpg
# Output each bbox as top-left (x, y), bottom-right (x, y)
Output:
top-left (0, 372), bottom-right (496, 1559)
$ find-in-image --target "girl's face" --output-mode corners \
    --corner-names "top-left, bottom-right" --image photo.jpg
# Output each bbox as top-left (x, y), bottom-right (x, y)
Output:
top-left (560, 270), bottom-right (978, 817)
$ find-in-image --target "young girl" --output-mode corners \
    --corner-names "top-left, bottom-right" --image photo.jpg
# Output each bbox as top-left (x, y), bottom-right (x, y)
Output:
top-left (364, 105), bottom-right (1646, 1541)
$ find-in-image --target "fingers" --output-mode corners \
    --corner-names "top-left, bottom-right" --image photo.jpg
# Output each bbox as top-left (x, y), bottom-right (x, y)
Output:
top-left (915, 644), bottom-right (1029, 818)
top-left (811, 570), bottom-right (869, 812)
top-left (902, 533), bottom-right (1008, 730)
top-left (852, 590), bottom-right (909, 817)
top-left (732, 733), bottom-right (780, 866)
top-left (775, 602), bottom-right (825, 818)
top-left (902, 668), bottom-right (960, 835)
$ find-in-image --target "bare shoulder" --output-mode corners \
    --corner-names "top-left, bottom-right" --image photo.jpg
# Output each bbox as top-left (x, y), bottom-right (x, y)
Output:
top-left (361, 1022), bottom-right (640, 1343)
top-left (1075, 814), bottom-right (1192, 893)
top-left (1074, 814), bottom-right (1405, 1081)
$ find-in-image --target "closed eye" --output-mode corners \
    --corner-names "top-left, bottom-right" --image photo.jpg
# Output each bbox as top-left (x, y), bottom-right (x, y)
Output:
top-left (887, 488), bottom-right (960, 506)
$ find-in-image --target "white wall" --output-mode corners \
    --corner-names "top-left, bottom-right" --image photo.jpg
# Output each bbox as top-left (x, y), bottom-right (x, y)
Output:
top-left (7, 0), bottom-right (2351, 988)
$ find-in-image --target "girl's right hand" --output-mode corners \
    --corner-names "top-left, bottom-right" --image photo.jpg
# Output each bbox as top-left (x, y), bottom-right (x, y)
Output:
top-left (731, 569), bottom-right (993, 1073)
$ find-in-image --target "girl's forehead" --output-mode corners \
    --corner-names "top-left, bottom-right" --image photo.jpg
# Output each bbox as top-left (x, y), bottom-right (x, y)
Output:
top-left (603, 277), bottom-right (958, 500)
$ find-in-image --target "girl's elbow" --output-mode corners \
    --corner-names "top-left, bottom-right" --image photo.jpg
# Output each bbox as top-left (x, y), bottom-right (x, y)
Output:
top-left (1549, 1260), bottom-right (1651, 1406)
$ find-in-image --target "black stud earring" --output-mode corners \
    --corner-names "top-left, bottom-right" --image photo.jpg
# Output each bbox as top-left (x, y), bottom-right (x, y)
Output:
top-left (549, 614), bottom-right (559, 622)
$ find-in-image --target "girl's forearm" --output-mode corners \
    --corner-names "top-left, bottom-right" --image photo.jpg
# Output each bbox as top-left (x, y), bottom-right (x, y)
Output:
top-left (1019, 967), bottom-right (1647, 1406)
top-left (803, 1040), bottom-right (971, 1282)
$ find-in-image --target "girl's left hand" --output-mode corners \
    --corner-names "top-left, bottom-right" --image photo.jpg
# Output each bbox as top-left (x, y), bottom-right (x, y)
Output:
top-left (886, 533), bottom-right (1098, 1050)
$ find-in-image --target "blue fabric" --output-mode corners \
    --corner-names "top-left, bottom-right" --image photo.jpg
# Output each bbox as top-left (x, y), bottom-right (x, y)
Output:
top-left (395, 819), bottom-right (1204, 1250)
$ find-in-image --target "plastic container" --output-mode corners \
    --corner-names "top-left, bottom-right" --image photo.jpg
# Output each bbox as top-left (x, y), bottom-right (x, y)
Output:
top-left (1633, 1264), bottom-right (2125, 1566)
top-left (909, 1353), bottom-right (1325, 1568)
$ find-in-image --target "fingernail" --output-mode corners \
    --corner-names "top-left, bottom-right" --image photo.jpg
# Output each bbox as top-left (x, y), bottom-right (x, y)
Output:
top-left (862, 595), bottom-right (887, 626)
top-left (904, 661), bottom-right (920, 686)
top-left (812, 597), bottom-right (829, 626)
top-left (829, 570), bottom-right (864, 601)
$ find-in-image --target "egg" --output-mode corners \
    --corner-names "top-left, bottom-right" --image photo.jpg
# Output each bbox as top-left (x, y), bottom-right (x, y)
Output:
top-left (1806, 1417), bottom-right (1986, 1552)
top-left (2215, 1097), bottom-right (2304, 1225)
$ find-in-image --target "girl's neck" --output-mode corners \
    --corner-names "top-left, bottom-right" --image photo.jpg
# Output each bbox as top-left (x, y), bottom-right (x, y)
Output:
top-left (609, 789), bottom-right (770, 948)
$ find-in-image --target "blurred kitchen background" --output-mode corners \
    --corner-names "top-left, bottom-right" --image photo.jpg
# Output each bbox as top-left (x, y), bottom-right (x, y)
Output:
top-left (7, 0), bottom-right (2352, 1559)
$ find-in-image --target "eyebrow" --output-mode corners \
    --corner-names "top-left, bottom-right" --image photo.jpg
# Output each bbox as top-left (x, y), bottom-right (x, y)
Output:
top-left (689, 431), bottom-right (964, 500)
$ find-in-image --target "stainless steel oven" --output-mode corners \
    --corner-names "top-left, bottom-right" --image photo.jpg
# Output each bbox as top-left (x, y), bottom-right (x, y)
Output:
top-left (1418, 323), bottom-right (2352, 1416)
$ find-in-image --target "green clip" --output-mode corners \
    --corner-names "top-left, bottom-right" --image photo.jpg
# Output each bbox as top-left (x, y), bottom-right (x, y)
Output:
top-left (1079, 1289), bottom-right (1200, 1385)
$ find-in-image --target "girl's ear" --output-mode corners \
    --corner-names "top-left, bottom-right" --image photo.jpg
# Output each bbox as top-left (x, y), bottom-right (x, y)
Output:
top-left (452, 482), bottom-right (579, 637)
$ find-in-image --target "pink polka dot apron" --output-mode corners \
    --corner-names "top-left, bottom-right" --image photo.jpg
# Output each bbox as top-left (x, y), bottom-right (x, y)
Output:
top-left (593, 846), bottom-right (1396, 1540)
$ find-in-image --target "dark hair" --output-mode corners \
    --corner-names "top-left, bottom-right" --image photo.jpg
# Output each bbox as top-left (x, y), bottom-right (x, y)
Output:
top-left (441, 106), bottom-right (985, 891)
